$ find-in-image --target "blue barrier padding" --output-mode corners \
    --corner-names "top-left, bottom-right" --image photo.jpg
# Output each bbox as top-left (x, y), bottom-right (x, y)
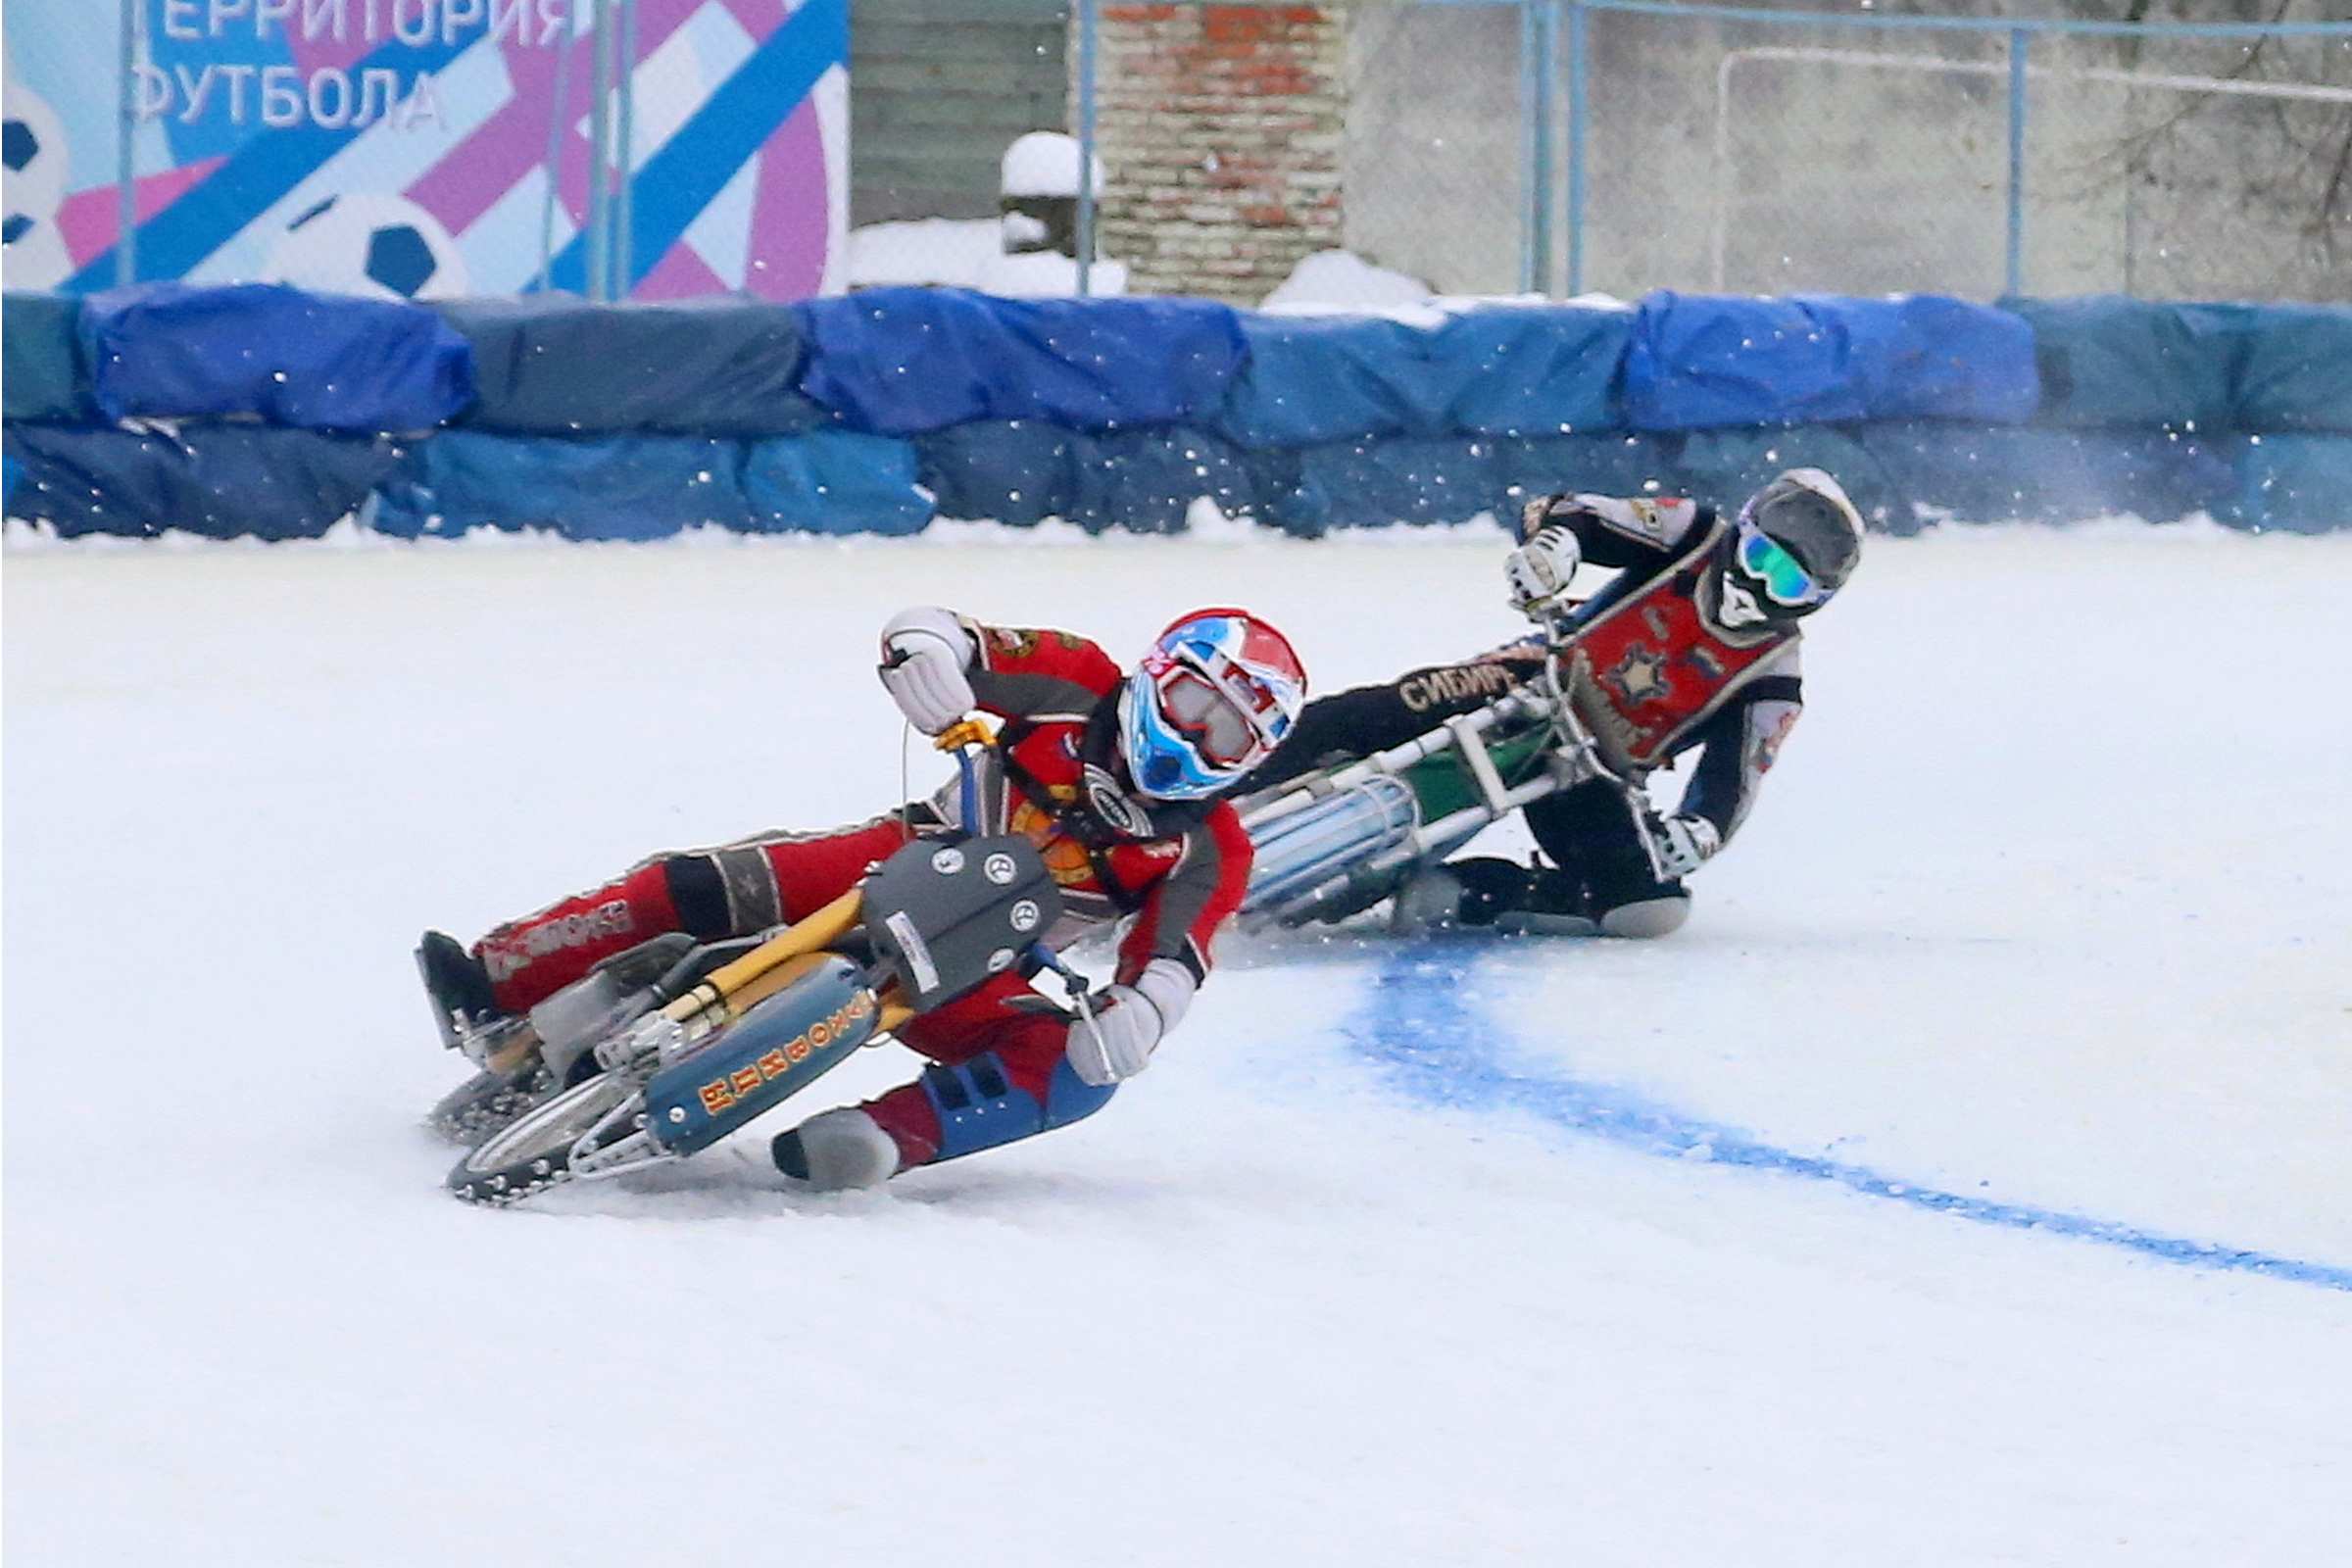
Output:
top-left (3, 453), bottom-right (24, 514)
top-left (77, 281), bottom-right (473, 433)
top-left (1066, 425), bottom-right (1264, 534)
top-left (1858, 422), bottom-right (2238, 525)
top-left (1492, 431), bottom-right (1684, 509)
top-left (1444, 305), bottom-right (1635, 436)
top-left (1213, 304), bottom-right (1633, 448)
top-left (2223, 304), bottom-right (2352, 434)
top-left (1213, 315), bottom-right (1447, 448)
top-left (25, 285), bottom-right (2351, 540)
top-left (1667, 424), bottom-right (1905, 531)
top-left (918, 419), bottom-right (1274, 533)
top-left (1624, 291), bottom-right (2039, 431)
top-left (742, 429), bottom-right (933, 534)
top-left (793, 287), bottom-right (1249, 436)
top-left (1995, 295), bottom-right (2350, 433)
top-left (914, 419), bottom-right (1077, 526)
top-left (2, 422), bottom-right (399, 539)
top-left (433, 293), bottom-right (821, 436)
top-left (1267, 436), bottom-right (1514, 536)
top-left (372, 430), bottom-right (751, 539)
top-left (4, 293), bottom-right (98, 423)
top-left (2000, 296), bottom-right (2236, 431)
top-left (2218, 434), bottom-right (2352, 534)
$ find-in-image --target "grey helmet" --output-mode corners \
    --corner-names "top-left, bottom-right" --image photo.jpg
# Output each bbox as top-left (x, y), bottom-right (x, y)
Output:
top-left (1719, 467), bottom-right (1864, 624)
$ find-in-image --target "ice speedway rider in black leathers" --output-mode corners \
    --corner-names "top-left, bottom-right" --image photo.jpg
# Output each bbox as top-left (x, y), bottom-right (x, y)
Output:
top-left (1243, 468), bottom-right (1865, 938)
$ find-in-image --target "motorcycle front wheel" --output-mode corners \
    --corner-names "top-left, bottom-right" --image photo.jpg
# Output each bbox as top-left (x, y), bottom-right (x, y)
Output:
top-left (447, 1070), bottom-right (644, 1205)
top-left (426, 1063), bottom-right (556, 1145)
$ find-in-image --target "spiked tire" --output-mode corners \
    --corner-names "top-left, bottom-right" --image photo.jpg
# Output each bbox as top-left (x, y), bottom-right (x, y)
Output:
top-left (425, 1064), bottom-right (556, 1145)
top-left (447, 1071), bottom-right (645, 1205)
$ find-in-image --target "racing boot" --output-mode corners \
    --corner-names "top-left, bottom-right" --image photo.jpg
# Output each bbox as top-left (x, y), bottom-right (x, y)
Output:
top-left (1594, 892), bottom-right (1691, 938)
top-left (416, 930), bottom-right (503, 1051)
top-left (419, 930), bottom-right (557, 1144)
top-left (1389, 866), bottom-right (1468, 934)
top-left (1391, 858), bottom-right (1538, 934)
top-left (1488, 865), bottom-right (1604, 937)
top-left (1489, 867), bottom-right (1690, 938)
top-left (772, 1106), bottom-right (904, 1192)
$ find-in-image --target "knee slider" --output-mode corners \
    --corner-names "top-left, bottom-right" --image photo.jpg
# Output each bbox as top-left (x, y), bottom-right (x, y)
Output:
top-left (1043, 1055), bottom-right (1116, 1130)
top-left (918, 1052), bottom-right (1116, 1164)
top-left (921, 1054), bottom-right (1042, 1162)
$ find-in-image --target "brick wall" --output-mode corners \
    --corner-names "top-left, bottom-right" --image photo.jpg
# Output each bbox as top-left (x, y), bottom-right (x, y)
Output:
top-left (1085, 4), bottom-right (1346, 304)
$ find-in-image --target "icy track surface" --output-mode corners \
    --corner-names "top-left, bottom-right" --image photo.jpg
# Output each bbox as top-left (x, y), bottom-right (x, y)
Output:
top-left (9, 521), bottom-right (2351, 1566)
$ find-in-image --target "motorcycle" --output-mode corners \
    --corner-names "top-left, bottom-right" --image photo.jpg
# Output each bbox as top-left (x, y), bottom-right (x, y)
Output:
top-left (426, 727), bottom-right (1090, 1206)
top-left (1233, 605), bottom-right (1668, 931)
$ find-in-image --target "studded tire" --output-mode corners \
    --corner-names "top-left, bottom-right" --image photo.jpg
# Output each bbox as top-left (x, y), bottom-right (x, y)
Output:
top-left (426, 1064), bottom-right (557, 1146)
top-left (447, 1071), bottom-right (642, 1205)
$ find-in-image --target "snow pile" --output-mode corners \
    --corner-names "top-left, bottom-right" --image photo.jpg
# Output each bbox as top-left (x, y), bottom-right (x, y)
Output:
top-left (1260, 247), bottom-right (1437, 311)
top-left (1259, 247), bottom-right (1633, 321)
top-left (845, 132), bottom-right (1127, 297)
top-left (845, 217), bottom-right (1131, 297)
top-left (1001, 130), bottom-right (1105, 198)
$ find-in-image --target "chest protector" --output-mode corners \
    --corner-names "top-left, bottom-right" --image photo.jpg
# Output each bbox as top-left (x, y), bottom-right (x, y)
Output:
top-left (1566, 518), bottom-right (1798, 772)
top-left (989, 710), bottom-right (1207, 914)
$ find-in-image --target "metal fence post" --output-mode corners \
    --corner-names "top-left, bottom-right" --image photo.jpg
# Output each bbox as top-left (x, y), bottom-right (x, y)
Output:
top-left (2006, 24), bottom-right (2028, 298)
top-left (116, 0), bottom-right (140, 286)
top-left (1567, 1), bottom-right (1588, 298)
top-left (536, 6), bottom-right (578, 294)
top-left (1520, 1), bottom-right (1541, 294)
top-left (586, 0), bottom-right (613, 301)
top-left (1078, 0), bottom-right (1099, 298)
top-left (1523, 1), bottom-right (1560, 295)
top-left (613, 0), bottom-right (637, 297)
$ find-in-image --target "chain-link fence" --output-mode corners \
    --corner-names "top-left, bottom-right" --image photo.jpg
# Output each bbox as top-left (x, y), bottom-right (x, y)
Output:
top-left (1339, 1), bottom-right (2352, 304)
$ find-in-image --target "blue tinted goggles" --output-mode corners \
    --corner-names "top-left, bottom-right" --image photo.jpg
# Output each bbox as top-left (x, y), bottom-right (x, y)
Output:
top-left (1733, 517), bottom-right (1830, 609)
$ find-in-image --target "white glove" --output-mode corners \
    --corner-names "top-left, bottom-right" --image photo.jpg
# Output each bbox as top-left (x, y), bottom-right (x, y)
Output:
top-left (1065, 957), bottom-right (1196, 1087)
top-left (877, 607), bottom-right (976, 735)
top-left (1650, 814), bottom-right (1722, 881)
top-left (1505, 522), bottom-right (1582, 615)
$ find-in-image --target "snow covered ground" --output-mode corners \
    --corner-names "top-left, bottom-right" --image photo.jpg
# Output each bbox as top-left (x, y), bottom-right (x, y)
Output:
top-left (9, 519), bottom-right (2351, 1566)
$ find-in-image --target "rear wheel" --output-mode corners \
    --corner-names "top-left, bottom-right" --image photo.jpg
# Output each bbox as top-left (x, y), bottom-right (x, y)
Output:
top-left (447, 1071), bottom-right (645, 1205)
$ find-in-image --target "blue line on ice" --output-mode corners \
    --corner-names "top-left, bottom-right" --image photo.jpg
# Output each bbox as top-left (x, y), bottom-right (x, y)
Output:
top-left (1343, 941), bottom-right (2352, 1294)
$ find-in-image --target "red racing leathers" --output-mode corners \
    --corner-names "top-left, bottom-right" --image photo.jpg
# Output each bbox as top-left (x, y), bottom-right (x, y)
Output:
top-left (468, 616), bottom-right (1254, 1171)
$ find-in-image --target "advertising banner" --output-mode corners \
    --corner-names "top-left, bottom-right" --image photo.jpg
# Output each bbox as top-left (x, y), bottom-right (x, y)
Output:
top-left (2, 0), bottom-right (847, 301)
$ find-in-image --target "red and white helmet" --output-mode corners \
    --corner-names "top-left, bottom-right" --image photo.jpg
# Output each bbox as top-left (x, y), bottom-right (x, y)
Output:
top-left (1118, 609), bottom-right (1307, 800)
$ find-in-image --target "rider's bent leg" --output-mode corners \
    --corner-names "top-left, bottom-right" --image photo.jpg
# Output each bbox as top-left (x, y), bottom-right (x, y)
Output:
top-left (770, 970), bottom-right (1116, 1189)
top-left (470, 814), bottom-right (917, 1014)
top-left (1514, 781), bottom-right (1690, 937)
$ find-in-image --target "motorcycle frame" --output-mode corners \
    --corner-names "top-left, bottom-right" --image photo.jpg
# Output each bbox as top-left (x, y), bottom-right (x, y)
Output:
top-left (1241, 630), bottom-right (1673, 926)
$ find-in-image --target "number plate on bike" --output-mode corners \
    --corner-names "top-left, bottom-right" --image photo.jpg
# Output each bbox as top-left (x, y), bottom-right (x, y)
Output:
top-left (862, 834), bottom-right (1060, 1010)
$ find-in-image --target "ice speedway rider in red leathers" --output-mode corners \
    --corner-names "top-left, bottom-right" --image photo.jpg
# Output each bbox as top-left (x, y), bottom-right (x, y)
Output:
top-left (417, 607), bottom-right (1307, 1191)
top-left (1244, 468), bottom-right (1863, 938)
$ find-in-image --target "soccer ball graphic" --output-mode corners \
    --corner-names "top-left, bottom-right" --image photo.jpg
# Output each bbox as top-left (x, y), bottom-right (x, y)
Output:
top-left (262, 191), bottom-right (467, 301)
top-left (2, 80), bottom-right (73, 289)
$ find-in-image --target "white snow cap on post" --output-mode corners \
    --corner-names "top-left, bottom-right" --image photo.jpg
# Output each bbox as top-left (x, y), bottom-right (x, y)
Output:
top-left (1001, 132), bottom-right (1105, 198)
